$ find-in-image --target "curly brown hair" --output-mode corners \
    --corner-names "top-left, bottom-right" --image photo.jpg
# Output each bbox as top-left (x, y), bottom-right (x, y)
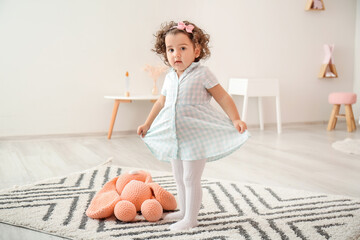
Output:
top-left (152, 21), bottom-right (211, 65)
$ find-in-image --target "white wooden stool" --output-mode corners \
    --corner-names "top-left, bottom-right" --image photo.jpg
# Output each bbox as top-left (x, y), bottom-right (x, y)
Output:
top-left (228, 78), bottom-right (282, 134)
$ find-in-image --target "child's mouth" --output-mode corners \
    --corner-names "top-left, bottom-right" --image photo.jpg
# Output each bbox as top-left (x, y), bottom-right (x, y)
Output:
top-left (175, 61), bottom-right (182, 64)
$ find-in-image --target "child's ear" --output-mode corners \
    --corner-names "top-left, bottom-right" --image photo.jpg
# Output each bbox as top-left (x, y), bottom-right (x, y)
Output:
top-left (195, 45), bottom-right (201, 58)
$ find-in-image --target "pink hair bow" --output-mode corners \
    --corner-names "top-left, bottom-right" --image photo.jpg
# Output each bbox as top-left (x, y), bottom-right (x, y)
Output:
top-left (173, 21), bottom-right (194, 33)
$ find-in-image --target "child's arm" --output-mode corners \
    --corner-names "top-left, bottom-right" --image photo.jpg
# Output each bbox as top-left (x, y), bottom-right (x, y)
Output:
top-left (137, 95), bottom-right (166, 137)
top-left (207, 84), bottom-right (247, 133)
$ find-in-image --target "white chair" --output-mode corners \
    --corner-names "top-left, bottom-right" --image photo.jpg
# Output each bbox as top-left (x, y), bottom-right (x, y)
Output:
top-left (228, 78), bottom-right (282, 134)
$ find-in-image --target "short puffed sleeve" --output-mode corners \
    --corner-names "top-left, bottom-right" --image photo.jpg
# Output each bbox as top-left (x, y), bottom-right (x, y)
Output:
top-left (203, 67), bottom-right (219, 89)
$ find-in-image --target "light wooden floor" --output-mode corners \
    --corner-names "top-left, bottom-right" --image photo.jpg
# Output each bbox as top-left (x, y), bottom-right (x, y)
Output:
top-left (0, 122), bottom-right (360, 239)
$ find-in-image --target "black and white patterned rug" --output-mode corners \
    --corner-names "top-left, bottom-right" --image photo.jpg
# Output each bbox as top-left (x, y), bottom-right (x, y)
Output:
top-left (0, 163), bottom-right (360, 240)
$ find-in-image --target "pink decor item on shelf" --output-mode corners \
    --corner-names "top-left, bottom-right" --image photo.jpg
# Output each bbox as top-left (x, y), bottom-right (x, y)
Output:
top-left (319, 44), bottom-right (338, 78)
top-left (323, 44), bottom-right (334, 65)
top-left (313, 0), bottom-right (323, 9)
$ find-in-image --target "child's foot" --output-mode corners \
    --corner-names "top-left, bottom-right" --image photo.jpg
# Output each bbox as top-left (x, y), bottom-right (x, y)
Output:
top-left (163, 212), bottom-right (184, 220)
top-left (169, 219), bottom-right (198, 231)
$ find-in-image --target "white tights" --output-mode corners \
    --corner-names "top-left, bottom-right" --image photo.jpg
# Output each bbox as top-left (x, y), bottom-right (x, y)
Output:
top-left (164, 158), bottom-right (206, 231)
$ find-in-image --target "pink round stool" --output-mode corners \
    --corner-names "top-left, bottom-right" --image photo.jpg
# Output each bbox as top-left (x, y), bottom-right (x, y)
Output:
top-left (327, 92), bottom-right (357, 132)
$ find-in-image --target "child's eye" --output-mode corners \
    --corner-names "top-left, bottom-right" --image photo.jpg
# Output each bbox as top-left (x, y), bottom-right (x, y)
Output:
top-left (168, 49), bottom-right (174, 53)
top-left (181, 47), bottom-right (186, 50)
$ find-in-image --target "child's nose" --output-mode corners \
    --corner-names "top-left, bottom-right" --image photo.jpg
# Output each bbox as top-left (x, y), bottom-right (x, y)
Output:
top-left (174, 51), bottom-right (180, 58)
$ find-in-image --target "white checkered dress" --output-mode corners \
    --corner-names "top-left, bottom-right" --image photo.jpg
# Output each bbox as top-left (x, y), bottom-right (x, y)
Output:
top-left (142, 62), bottom-right (249, 162)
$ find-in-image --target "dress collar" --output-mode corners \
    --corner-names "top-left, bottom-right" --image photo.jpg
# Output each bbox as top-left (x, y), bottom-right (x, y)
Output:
top-left (184, 62), bottom-right (200, 73)
top-left (170, 62), bottom-right (200, 77)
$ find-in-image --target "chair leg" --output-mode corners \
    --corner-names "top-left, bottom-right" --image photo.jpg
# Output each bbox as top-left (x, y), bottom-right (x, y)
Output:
top-left (258, 97), bottom-right (264, 130)
top-left (345, 104), bottom-right (356, 132)
top-left (327, 104), bottom-right (340, 131)
top-left (276, 96), bottom-right (282, 134)
top-left (242, 96), bottom-right (248, 122)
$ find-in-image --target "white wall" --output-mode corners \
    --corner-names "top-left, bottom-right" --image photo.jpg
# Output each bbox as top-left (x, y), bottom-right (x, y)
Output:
top-left (354, 0), bottom-right (360, 122)
top-left (0, 0), bottom-right (357, 137)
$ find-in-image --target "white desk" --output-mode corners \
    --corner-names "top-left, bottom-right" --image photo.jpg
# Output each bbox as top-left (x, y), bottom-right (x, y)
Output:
top-left (228, 78), bottom-right (282, 134)
top-left (104, 95), bottom-right (159, 139)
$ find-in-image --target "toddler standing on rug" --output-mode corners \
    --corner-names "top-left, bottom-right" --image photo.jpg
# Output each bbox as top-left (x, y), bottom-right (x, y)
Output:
top-left (137, 21), bottom-right (250, 231)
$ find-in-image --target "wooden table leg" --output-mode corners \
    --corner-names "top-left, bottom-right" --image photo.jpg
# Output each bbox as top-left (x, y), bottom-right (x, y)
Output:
top-left (107, 100), bottom-right (121, 139)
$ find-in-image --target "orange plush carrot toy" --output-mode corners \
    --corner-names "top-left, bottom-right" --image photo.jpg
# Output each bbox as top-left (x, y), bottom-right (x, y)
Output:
top-left (86, 170), bottom-right (177, 222)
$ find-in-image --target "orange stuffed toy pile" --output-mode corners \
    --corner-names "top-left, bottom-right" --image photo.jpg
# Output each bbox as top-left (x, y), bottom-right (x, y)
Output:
top-left (86, 170), bottom-right (177, 222)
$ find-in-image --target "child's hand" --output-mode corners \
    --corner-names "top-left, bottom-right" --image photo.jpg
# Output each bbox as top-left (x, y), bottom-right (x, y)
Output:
top-left (137, 124), bottom-right (150, 138)
top-left (232, 120), bottom-right (247, 133)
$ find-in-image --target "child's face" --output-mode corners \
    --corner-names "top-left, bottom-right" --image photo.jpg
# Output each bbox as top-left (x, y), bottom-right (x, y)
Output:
top-left (165, 33), bottom-right (200, 76)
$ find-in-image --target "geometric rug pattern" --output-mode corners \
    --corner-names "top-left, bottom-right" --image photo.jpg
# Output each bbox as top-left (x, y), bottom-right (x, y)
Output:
top-left (1, 164), bottom-right (360, 240)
